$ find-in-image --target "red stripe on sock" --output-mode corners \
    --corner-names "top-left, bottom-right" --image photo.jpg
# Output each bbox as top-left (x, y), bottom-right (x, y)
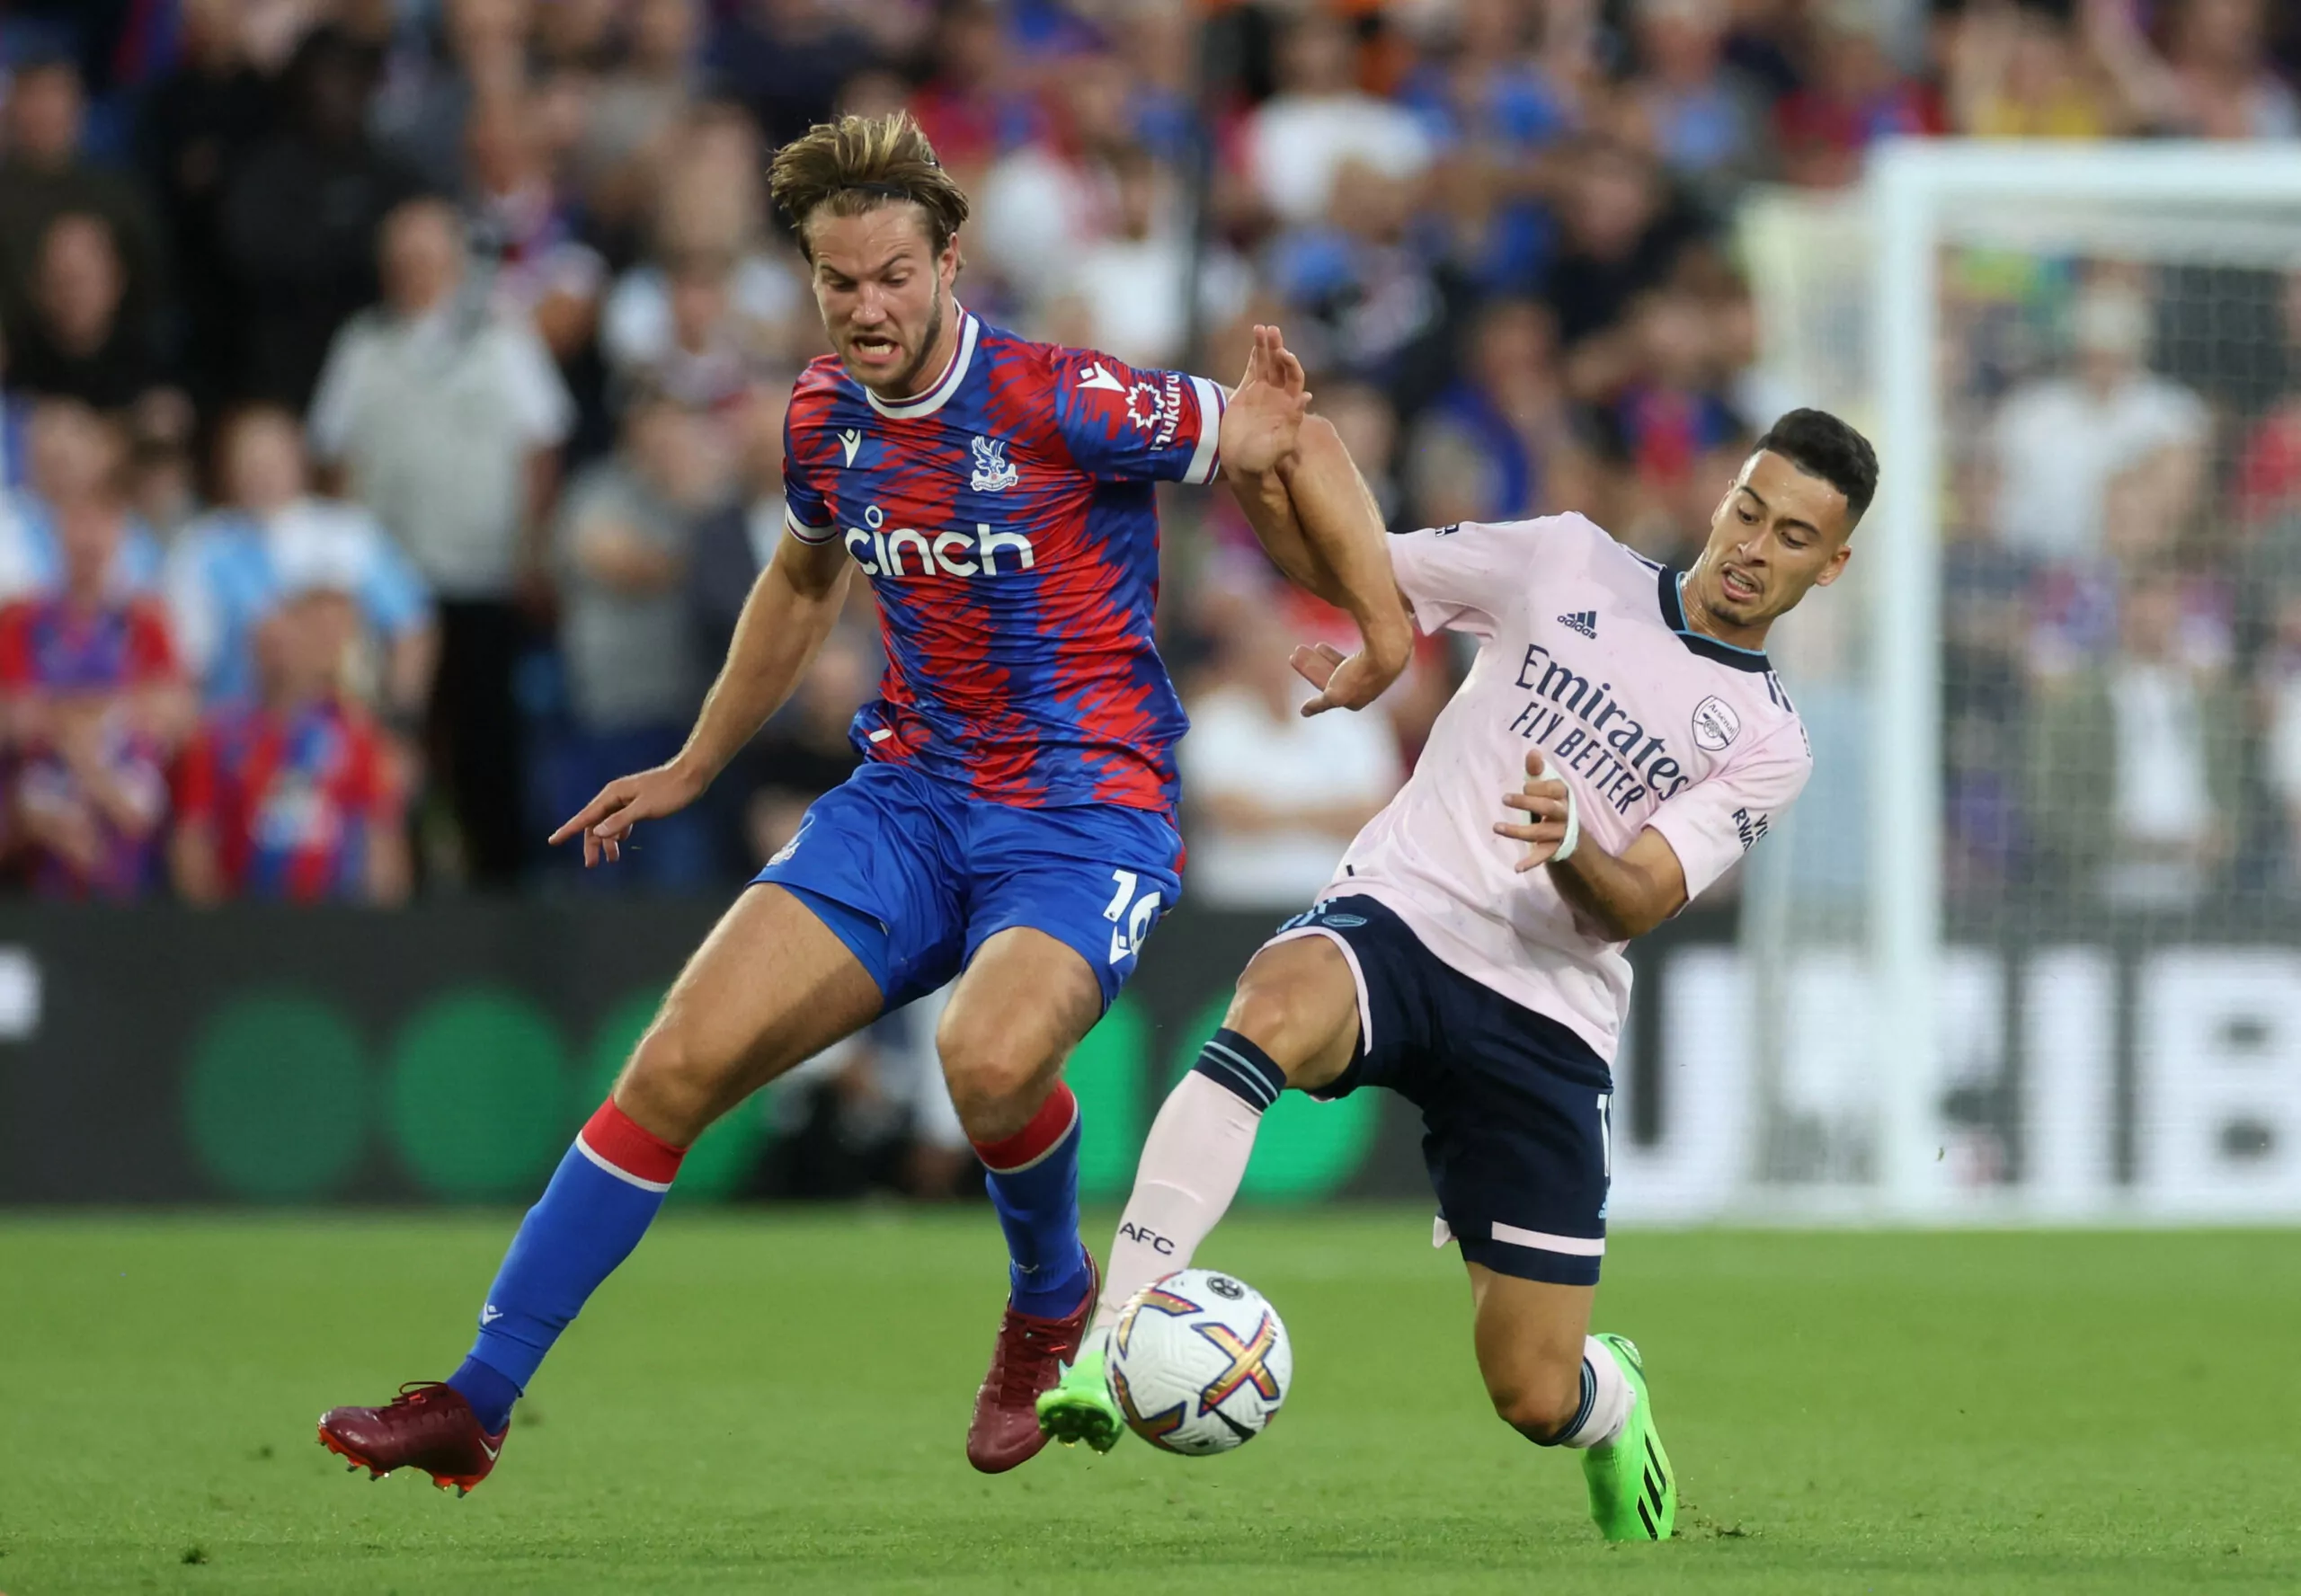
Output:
top-left (972, 1082), bottom-right (1078, 1174)
top-left (581, 1099), bottom-right (688, 1185)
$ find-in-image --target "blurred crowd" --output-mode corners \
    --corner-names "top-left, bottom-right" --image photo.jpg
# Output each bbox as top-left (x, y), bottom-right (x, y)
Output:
top-left (1941, 261), bottom-right (2301, 922)
top-left (0, 0), bottom-right (2296, 915)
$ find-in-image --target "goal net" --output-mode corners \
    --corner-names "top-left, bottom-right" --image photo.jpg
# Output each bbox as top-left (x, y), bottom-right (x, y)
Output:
top-left (1627, 144), bottom-right (2301, 1223)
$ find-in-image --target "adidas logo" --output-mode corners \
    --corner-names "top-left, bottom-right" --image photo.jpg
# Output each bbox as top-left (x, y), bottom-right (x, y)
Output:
top-left (1558, 610), bottom-right (1597, 639)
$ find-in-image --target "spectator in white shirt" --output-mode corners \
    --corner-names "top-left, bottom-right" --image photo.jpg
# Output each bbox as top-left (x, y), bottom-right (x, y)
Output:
top-left (1991, 283), bottom-right (2208, 565)
top-left (1242, 11), bottom-right (1433, 229)
top-left (307, 196), bottom-right (573, 887)
top-left (1054, 148), bottom-right (1248, 371)
top-left (1180, 607), bottom-right (1404, 912)
top-left (165, 404), bottom-right (435, 720)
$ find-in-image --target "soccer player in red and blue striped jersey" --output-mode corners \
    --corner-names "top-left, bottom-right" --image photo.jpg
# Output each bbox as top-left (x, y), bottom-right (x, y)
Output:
top-left (317, 111), bottom-right (1410, 1489)
top-left (777, 306), bottom-right (1218, 812)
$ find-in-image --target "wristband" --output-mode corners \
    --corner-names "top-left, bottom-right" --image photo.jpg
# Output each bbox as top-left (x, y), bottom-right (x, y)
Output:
top-left (1550, 777), bottom-right (1581, 865)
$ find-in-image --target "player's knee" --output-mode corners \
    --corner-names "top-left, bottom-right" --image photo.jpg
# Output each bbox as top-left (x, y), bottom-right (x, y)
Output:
top-left (1221, 980), bottom-right (1294, 1057)
top-left (1485, 1364), bottom-right (1584, 1444)
top-left (936, 1016), bottom-right (1043, 1134)
top-left (1222, 967), bottom-right (1331, 1087)
top-left (617, 1020), bottom-right (727, 1144)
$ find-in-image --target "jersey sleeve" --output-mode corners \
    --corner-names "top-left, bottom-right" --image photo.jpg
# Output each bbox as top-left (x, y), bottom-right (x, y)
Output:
top-left (1643, 722), bottom-right (1811, 901)
top-left (1389, 517), bottom-right (1562, 641)
top-left (1048, 348), bottom-right (1225, 484)
top-left (779, 395), bottom-right (838, 545)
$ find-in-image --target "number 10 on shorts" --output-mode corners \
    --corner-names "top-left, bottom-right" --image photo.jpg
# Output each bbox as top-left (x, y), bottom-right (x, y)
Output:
top-left (1103, 868), bottom-right (1162, 967)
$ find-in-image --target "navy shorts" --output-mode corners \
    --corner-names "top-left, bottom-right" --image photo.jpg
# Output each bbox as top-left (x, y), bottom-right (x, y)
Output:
top-left (752, 760), bottom-right (1182, 1011)
top-left (1269, 895), bottom-right (1613, 1287)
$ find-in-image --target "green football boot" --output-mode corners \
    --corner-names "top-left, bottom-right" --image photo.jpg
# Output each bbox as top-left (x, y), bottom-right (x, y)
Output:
top-left (1581, 1333), bottom-right (1675, 1541)
top-left (1035, 1342), bottom-right (1124, 1454)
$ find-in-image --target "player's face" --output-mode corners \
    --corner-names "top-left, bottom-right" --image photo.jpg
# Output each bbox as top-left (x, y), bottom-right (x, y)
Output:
top-left (1688, 449), bottom-right (1853, 636)
top-left (805, 204), bottom-right (961, 399)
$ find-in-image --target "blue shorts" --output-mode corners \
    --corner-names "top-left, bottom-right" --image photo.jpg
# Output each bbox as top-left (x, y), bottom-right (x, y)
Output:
top-left (1269, 895), bottom-right (1613, 1287)
top-left (752, 760), bottom-right (1183, 1012)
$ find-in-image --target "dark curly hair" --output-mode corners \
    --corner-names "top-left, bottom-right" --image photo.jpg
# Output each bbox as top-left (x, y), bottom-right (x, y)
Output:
top-left (1755, 409), bottom-right (1880, 529)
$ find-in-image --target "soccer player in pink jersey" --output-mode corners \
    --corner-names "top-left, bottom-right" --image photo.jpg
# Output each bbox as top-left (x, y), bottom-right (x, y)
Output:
top-left (1040, 350), bottom-right (1878, 1543)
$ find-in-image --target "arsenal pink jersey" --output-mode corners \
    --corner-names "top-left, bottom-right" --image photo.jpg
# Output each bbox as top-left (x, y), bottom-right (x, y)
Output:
top-left (1328, 514), bottom-right (1812, 1060)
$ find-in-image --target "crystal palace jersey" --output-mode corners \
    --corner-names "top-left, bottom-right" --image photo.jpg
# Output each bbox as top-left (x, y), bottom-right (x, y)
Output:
top-left (1328, 514), bottom-right (1813, 1060)
top-left (780, 308), bottom-right (1223, 814)
top-left (0, 594), bottom-right (179, 899)
top-left (175, 700), bottom-right (399, 901)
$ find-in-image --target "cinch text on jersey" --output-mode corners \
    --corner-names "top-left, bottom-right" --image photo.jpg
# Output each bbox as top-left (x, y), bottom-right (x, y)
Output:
top-left (842, 522), bottom-right (1037, 579)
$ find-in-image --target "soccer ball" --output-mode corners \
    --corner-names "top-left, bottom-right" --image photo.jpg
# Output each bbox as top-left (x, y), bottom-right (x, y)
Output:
top-left (1105, 1268), bottom-right (1292, 1456)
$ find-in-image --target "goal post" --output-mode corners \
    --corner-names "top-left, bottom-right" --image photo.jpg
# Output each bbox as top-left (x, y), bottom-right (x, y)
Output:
top-left (1868, 139), bottom-right (1946, 1216)
top-left (1724, 140), bottom-right (2301, 1223)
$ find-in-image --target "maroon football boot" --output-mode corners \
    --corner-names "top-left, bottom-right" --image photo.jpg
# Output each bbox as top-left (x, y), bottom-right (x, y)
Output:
top-left (317, 1382), bottom-right (508, 1495)
top-left (965, 1251), bottom-right (1098, 1474)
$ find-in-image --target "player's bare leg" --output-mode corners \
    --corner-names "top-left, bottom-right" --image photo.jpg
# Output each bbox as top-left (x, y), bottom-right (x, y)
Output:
top-left (613, 884), bottom-right (885, 1143)
top-left (938, 927), bottom-right (1105, 1139)
top-left (1467, 1265), bottom-right (1674, 1540)
top-left (1467, 1267), bottom-right (1595, 1441)
top-left (936, 927), bottom-right (1111, 1472)
top-left (317, 884), bottom-right (882, 1491)
top-left (1040, 935), bottom-right (1359, 1451)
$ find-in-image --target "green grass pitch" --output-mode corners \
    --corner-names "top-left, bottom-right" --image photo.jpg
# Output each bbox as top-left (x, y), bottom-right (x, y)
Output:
top-left (3, 1212), bottom-right (2296, 1595)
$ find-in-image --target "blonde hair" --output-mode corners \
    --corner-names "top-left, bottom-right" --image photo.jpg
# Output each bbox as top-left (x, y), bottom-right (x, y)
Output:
top-left (768, 111), bottom-right (970, 261)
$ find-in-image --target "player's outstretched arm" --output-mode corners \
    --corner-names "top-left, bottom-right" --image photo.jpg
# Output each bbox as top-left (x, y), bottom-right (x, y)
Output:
top-left (1496, 750), bottom-right (1689, 942)
top-left (548, 536), bottom-right (853, 866)
top-left (1219, 327), bottom-right (1410, 714)
top-left (1218, 325), bottom-right (1325, 595)
top-left (1270, 412), bottom-right (1415, 714)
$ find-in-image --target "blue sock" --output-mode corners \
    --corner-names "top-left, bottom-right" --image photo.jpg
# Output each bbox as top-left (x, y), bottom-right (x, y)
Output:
top-left (447, 1100), bottom-right (684, 1431)
top-left (975, 1081), bottom-right (1090, 1317)
top-left (446, 1356), bottom-right (522, 1434)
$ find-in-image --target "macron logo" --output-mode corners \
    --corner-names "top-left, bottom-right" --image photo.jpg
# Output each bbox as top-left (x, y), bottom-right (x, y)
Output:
top-left (1558, 610), bottom-right (1597, 640)
top-left (1076, 363), bottom-right (1126, 395)
top-left (479, 1304), bottom-right (503, 1326)
top-left (839, 428), bottom-right (864, 467)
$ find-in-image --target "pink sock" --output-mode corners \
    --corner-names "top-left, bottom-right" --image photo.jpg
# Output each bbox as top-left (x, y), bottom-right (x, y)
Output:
top-left (1093, 1071), bottom-right (1265, 1337)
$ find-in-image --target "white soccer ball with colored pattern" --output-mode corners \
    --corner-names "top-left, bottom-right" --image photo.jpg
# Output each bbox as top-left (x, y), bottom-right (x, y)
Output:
top-left (1105, 1267), bottom-right (1292, 1456)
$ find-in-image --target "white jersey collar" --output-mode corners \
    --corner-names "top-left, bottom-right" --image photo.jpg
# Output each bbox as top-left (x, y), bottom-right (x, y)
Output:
top-left (863, 305), bottom-right (978, 421)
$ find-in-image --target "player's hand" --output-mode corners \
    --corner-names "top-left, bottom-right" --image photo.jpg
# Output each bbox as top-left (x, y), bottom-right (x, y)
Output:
top-left (1495, 749), bottom-right (1572, 872)
top-left (1221, 324), bottom-right (1309, 477)
top-left (1290, 634), bottom-right (1408, 716)
top-left (548, 759), bottom-right (706, 868)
